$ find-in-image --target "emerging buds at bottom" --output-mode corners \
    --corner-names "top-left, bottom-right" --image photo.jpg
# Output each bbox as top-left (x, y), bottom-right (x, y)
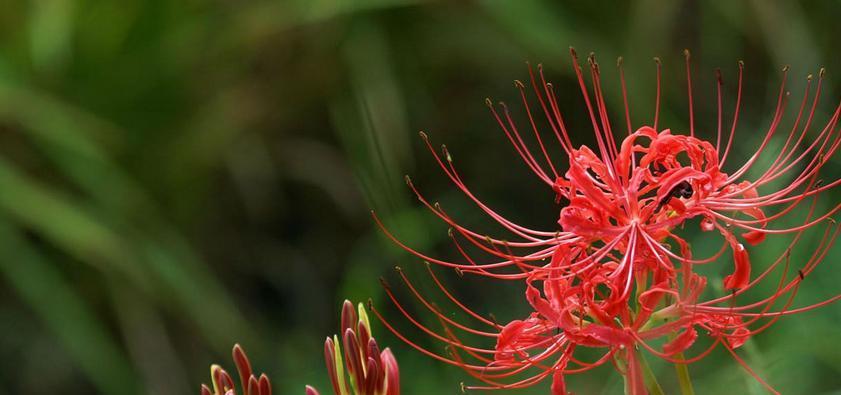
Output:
top-left (199, 301), bottom-right (400, 395)
top-left (200, 344), bottom-right (272, 395)
top-left (313, 300), bottom-right (400, 395)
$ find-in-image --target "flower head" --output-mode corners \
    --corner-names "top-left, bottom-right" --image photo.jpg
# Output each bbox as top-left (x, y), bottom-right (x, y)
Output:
top-left (372, 49), bottom-right (840, 394)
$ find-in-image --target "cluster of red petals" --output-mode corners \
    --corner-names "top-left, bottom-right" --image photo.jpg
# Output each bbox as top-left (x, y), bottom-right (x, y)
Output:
top-left (372, 49), bottom-right (840, 394)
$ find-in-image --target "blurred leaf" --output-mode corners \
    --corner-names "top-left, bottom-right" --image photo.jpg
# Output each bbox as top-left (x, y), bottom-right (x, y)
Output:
top-left (0, 220), bottom-right (140, 395)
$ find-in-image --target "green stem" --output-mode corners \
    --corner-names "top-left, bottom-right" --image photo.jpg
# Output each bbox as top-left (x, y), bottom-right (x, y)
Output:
top-left (639, 351), bottom-right (665, 395)
top-left (674, 353), bottom-right (695, 395)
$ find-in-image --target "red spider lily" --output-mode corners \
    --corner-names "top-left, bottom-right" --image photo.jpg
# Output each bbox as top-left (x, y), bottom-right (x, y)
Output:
top-left (309, 300), bottom-right (400, 395)
top-left (371, 49), bottom-right (840, 394)
top-left (200, 344), bottom-right (272, 395)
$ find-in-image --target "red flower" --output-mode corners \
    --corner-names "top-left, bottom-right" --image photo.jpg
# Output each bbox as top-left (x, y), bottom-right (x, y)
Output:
top-left (372, 49), bottom-right (840, 394)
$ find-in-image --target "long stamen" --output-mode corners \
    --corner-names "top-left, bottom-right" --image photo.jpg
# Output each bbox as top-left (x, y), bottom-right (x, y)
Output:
top-left (618, 57), bottom-right (633, 135)
top-left (685, 49), bottom-right (695, 137)
top-left (654, 57), bottom-right (662, 130)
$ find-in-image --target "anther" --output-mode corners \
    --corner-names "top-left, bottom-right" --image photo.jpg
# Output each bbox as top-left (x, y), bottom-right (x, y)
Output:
top-left (379, 277), bottom-right (391, 289)
top-left (394, 266), bottom-right (403, 273)
top-left (419, 131), bottom-right (429, 140)
top-left (782, 65), bottom-right (790, 72)
top-left (683, 49), bottom-right (691, 60)
top-left (807, 74), bottom-right (813, 81)
top-left (367, 298), bottom-right (374, 310)
top-left (819, 67), bottom-right (826, 77)
top-left (447, 228), bottom-right (454, 237)
top-left (460, 382), bottom-right (467, 393)
top-left (738, 60), bottom-right (745, 68)
top-left (514, 79), bottom-right (525, 89)
top-left (617, 56), bottom-right (624, 67)
top-left (404, 175), bottom-right (412, 186)
top-left (653, 57), bottom-right (661, 65)
top-left (454, 267), bottom-right (464, 277)
top-left (569, 47), bottom-right (578, 58)
top-left (484, 98), bottom-right (493, 107)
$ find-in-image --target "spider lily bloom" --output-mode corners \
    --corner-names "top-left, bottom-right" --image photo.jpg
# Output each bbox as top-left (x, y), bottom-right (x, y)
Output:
top-left (371, 49), bottom-right (841, 394)
top-left (200, 344), bottom-right (272, 395)
top-left (309, 300), bottom-right (400, 395)
top-left (374, 50), bottom-right (840, 293)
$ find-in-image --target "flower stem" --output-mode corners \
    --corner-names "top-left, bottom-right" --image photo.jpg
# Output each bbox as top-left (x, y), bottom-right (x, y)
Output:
top-left (674, 353), bottom-right (695, 395)
top-left (639, 351), bottom-right (665, 395)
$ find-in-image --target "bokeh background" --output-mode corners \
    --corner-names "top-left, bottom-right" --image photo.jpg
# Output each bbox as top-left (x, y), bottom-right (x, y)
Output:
top-left (0, 1), bottom-right (839, 394)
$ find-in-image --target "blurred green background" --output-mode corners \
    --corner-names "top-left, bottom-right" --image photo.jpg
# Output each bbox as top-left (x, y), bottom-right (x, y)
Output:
top-left (0, 0), bottom-right (839, 394)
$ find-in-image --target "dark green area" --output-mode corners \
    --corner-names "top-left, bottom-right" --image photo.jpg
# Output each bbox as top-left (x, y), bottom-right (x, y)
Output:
top-left (0, 1), bottom-right (838, 394)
